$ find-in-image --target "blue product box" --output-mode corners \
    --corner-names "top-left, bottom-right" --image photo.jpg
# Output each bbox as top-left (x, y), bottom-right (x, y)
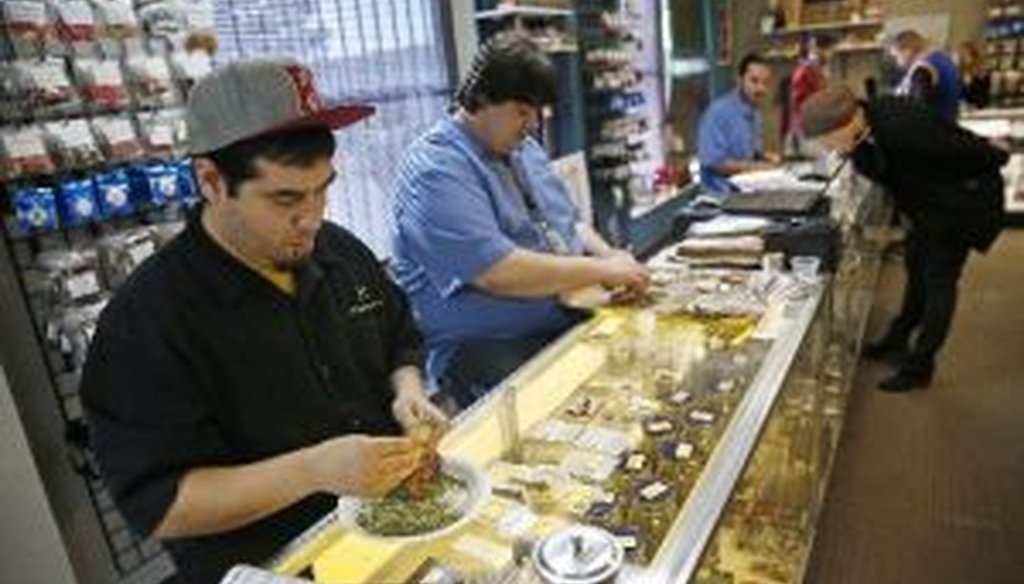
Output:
top-left (13, 186), bottom-right (60, 232)
top-left (59, 178), bottom-right (100, 227)
top-left (94, 169), bottom-right (135, 218)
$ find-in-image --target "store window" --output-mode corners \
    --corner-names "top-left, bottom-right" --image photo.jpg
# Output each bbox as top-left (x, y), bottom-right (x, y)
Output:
top-left (213, 0), bottom-right (453, 256)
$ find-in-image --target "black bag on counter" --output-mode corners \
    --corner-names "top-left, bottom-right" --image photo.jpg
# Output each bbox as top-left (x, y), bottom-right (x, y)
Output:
top-left (763, 217), bottom-right (841, 272)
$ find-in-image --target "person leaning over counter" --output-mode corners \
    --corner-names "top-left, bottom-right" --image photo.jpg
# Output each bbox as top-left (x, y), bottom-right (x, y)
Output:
top-left (392, 32), bottom-right (650, 410)
top-left (80, 59), bottom-right (448, 583)
top-left (697, 52), bottom-right (781, 194)
top-left (801, 87), bottom-right (1008, 392)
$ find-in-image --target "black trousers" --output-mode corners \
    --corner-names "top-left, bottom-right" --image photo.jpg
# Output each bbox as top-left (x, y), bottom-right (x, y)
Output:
top-left (885, 230), bottom-right (971, 375)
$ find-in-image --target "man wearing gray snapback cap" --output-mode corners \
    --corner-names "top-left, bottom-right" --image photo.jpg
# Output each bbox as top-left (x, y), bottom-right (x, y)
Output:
top-left (81, 58), bottom-right (448, 582)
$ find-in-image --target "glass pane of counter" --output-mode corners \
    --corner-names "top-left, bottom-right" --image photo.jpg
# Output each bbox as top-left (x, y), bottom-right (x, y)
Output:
top-left (271, 266), bottom-right (827, 584)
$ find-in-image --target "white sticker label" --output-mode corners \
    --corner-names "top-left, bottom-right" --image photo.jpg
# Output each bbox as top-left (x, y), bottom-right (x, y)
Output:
top-left (669, 390), bottom-right (691, 405)
top-left (674, 442), bottom-right (694, 460)
top-left (640, 481), bottom-right (669, 501)
top-left (616, 535), bottom-right (638, 550)
top-left (66, 271), bottom-right (100, 300)
top-left (716, 379), bottom-right (737, 393)
top-left (689, 409), bottom-right (715, 424)
top-left (625, 453), bottom-right (646, 471)
top-left (646, 420), bottom-right (673, 434)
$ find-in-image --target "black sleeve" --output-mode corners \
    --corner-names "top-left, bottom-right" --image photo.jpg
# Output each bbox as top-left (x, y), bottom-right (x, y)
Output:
top-left (907, 66), bottom-right (938, 107)
top-left (80, 301), bottom-right (228, 538)
top-left (879, 105), bottom-right (1010, 179)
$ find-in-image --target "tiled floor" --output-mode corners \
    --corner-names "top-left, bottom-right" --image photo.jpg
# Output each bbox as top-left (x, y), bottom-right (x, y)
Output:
top-left (805, 230), bottom-right (1024, 584)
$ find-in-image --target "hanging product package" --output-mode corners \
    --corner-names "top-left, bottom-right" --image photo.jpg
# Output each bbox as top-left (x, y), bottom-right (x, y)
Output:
top-left (125, 54), bottom-right (174, 106)
top-left (50, 0), bottom-right (97, 47)
top-left (94, 0), bottom-right (138, 41)
top-left (13, 186), bottom-right (60, 233)
top-left (43, 118), bottom-right (103, 170)
top-left (73, 58), bottom-right (129, 109)
top-left (22, 58), bottom-right (79, 112)
top-left (2, 0), bottom-right (52, 56)
top-left (97, 226), bottom-right (157, 288)
top-left (35, 247), bottom-right (105, 307)
top-left (90, 115), bottom-right (143, 162)
top-left (93, 168), bottom-right (134, 217)
top-left (173, 158), bottom-right (199, 205)
top-left (137, 108), bottom-right (186, 158)
top-left (128, 162), bottom-right (179, 208)
top-left (1, 125), bottom-right (57, 179)
top-left (58, 177), bottom-right (101, 227)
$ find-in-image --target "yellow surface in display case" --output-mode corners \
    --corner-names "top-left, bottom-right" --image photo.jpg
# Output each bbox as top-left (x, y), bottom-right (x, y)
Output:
top-left (276, 295), bottom-right (772, 582)
top-left (304, 314), bottom-right (621, 582)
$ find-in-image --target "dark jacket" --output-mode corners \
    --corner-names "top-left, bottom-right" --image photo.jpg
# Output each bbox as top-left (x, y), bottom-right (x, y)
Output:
top-left (851, 97), bottom-right (1009, 251)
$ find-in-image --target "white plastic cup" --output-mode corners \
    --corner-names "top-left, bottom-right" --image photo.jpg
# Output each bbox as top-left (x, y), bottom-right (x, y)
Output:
top-left (791, 255), bottom-right (821, 282)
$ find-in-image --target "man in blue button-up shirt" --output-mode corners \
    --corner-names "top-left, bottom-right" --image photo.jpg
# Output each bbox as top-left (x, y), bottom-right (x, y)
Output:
top-left (697, 53), bottom-right (780, 194)
top-left (393, 33), bottom-right (650, 408)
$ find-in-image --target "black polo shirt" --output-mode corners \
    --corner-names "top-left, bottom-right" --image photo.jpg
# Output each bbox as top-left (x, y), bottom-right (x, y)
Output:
top-left (80, 212), bottom-right (423, 583)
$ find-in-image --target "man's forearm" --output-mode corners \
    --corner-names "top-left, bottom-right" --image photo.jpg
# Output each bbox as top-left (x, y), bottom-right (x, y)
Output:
top-left (154, 447), bottom-right (321, 539)
top-left (714, 158), bottom-right (774, 177)
top-left (577, 222), bottom-right (616, 258)
top-left (475, 249), bottom-right (611, 298)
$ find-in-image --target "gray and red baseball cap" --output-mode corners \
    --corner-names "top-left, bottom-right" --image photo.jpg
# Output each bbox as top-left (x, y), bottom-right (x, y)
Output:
top-left (185, 58), bottom-right (374, 155)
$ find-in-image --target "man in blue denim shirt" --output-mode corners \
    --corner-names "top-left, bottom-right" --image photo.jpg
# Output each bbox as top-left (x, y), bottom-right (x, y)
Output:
top-left (393, 33), bottom-right (649, 408)
top-left (697, 53), bottom-right (780, 194)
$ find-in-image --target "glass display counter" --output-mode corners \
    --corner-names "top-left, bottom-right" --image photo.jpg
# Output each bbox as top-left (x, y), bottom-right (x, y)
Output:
top-left (269, 175), bottom-right (889, 584)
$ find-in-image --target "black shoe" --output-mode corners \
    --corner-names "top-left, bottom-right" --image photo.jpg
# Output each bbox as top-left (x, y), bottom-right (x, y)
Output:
top-left (877, 369), bottom-right (933, 392)
top-left (862, 339), bottom-right (908, 363)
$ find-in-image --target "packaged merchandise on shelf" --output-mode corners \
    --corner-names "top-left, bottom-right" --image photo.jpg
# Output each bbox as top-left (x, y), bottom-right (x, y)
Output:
top-left (2, 0), bottom-right (53, 55)
top-left (43, 118), bottom-right (104, 169)
top-left (96, 225), bottom-right (158, 287)
top-left (136, 108), bottom-right (186, 158)
top-left (72, 58), bottom-right (129, 109)
top-left (89, 114), bottom-right (143, 161)
top-left (49, 0), bottom-right (98, 46)
top-left (57, 177), bottom-right (101, 227)
top-left (1, 125), bottom-right (57, 178)
top-left (46, 297), bottom-right (107, 371)
top-left (12, 185), bottom-right (60, 232)
top-left (92, 0), bottom-right (139, 41)
top-left (34, 247), bottom-right (105, 306)
top-left (172, 158), bottom-right (199, 204)
top-left (93, 167), bottom-right (134, 217)
top-left (124, 54), bottom-right (175, 106)
top-left (127, 161), bottom-right (180, 207)
top-left (21, 57), bottom-right (79, 110)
